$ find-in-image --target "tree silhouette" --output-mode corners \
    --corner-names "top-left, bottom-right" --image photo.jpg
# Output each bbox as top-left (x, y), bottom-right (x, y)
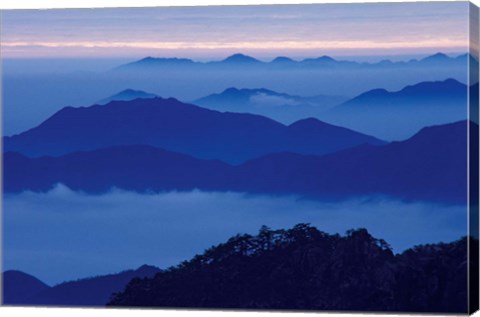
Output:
top-left (109, 224), bottom-right (472, 313)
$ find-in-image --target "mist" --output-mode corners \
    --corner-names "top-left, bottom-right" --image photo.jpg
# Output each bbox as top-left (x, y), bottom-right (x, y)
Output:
top-left (3, 184), bottom-right (466, 285)
top-left (2, 58), bottom-right (468, 136)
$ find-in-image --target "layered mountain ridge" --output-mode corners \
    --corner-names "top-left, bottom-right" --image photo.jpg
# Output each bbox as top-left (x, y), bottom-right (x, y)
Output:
top-left (115, 52), bottom-right (472, 71)
top-left (4, 120), bottom-right (469, 204)
top-left (3, 97), bottom-right (384, 164)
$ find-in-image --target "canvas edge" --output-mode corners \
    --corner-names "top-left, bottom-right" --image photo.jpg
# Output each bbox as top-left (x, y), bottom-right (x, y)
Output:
top-left (468, 1), bottom-right (480, 315)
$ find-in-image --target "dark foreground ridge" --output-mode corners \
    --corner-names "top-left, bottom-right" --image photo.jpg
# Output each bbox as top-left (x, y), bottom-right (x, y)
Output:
top-left (108, 224), bottom-right (474, 313)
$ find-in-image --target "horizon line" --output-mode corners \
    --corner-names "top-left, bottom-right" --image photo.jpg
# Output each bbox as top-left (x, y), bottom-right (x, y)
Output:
top-left (2, 51), bottom-right (469, 63)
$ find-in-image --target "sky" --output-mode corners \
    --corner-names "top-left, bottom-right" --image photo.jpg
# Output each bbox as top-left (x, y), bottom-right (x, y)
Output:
top-left (0, 2), bottom-right (470, 60)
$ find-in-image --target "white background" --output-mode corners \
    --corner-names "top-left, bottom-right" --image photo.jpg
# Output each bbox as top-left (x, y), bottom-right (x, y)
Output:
top-left (1, 0), bottom-right (479, 316)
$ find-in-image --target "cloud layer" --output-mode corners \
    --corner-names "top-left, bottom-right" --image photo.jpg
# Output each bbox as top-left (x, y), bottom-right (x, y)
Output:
top-left (3, 185), bottom-right (466, 285)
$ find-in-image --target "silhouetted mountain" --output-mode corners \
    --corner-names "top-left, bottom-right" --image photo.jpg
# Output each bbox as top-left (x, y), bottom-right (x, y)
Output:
top-left (4, 145), bottom-right (231, 193)
top-left (3, 270), bottom-right (51, 305)
top-left (421, 52), bottom-right (450, 63)
top-left (271, 56), bottom-right (295, 65)
top-left (341, 78), bottom-right (465, 105)
top-left (116, 56), bottom-right (198, 70)
top-left (4, 121), bottom-right (469, 203)
top-left (115, 52), bottom-right (468, 72)
top-left (3, 97), bottom-right (383, 164)
top-left (194, 87), bottom-right (346, 124)
top-left (97, 89), bottom-right (158, 105)
top-left (232, 120), bottom-right (468, 204)
top-left (26, 265), bottom-right (161, 307)
top-left (108, 224), bottom-right (472, 313)
top-left (323, 79), bottom-right (468, 140)
top-left (219, 53), bottom-right (261, 64)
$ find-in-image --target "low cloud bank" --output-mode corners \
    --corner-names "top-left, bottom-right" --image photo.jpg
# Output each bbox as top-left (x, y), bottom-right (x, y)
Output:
top-left (3, 184), bottom-right (466, 285)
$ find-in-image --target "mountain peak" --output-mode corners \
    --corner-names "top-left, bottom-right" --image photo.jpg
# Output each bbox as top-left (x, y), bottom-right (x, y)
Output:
top-left (120, 57), bottom-right (195, 69)
top-left (289, 117), bottom-right (323, 126)
top-left (421, 52), bottom-right (450, 62)
top-left (272, 56), bottom-right (295, 63)
top-left (288, 117), bottom-right (339, 131)
top-left (3, 270), bottom-right (51, 305)
top-left (400, 78), bottom-right (465, 94)
top-left (222, 87), bottom-right (241, 94)
top-left (97, 89), bottom-right (158, 105)
top-left (303, 55), bottom-right (336, 63)
top-left (222, 53), bottom-right (260, 63)
top-left (135, 265), bottom-right (162, 276)
top-left (317, 55), bottom-right (335, 61)
top-left (119, 88), bottom-right (145, 94)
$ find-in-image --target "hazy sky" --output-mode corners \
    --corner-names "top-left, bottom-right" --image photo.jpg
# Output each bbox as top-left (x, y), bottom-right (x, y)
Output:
top-left (1, 2), bottom-right (470, 59)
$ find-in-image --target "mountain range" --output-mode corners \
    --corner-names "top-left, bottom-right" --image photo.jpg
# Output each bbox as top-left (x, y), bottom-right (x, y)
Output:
top-left (322, 78), bottom-right (469, 140)
top-left (192, 79), bottom-right (470, 137)
top-left (4, 120), bottom-right (469, 204)
top-left (3, 97), bottom-right (384, 164)
top-left (3, 265), bottom-right (160, 306)
top-left (193, 87), bottom-right (347, 124)
top-left (115, 52), bottom-right (471, 72)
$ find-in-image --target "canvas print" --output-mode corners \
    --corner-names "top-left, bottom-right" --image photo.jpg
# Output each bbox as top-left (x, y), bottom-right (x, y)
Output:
top-left (1, 1), bottom-right (479, 314)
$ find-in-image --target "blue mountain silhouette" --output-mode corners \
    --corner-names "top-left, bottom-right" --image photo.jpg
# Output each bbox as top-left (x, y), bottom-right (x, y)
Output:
top-left (194, 87), bottom-right (346, 123)
top-left (3, 97), bottom-right (383, 164)
top-left (119, 56), bottom-right (197, 69)
top-left (220, 53), bottom-right (261, 64)
top-left (271, 56), bottom-right (295, 64)
top-left (3, 265), bottom-right (160, 306)
top-left (4, 120), bottom-right (469, 204)
top-left (3, 270), bottom-right (51, 305)
top-left (322, 79), bottom-right (468, 140)
top-left (97, 89), bottom-right (158, 105)
top-left (233, 120), bottom-right (468, 204)
top-left (115, 52), bottom-right (469, 71)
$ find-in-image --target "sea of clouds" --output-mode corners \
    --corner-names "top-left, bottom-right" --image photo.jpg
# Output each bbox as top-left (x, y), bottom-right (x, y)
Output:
top-left (3, 184), bottom-right (466, 285)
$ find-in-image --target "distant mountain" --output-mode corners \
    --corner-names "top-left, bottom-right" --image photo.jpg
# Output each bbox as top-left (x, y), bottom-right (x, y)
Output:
top-left (232, 120), bottom-right (468, 204)
top-left (194, 87), bottom-right (347, 124)
top-left (4, 121), bottom-right (469, 203)
top-left (3, 97), bottom-right (383, 164)
top-left (322, 79), bottom-right (468, 140)
top-left (3, 270), bottom-right (51, 305)
top-left (271, 56), bottom-right (295, 65)
top-left (115, 56), bottom-right (198, 70)
top-left (421, 52), bottom-right (451, 63)
top-left (218, 53), bottom-right (261, 64)
top-left (27, 265), bottom-right (161, 307)
top-left (97, 89), bottom-right (158, 105)
top-left (3, 265), bottom-right (160, 307)
top-left (108, 224), bottom-right (472, 313)
top-left (4, 145), bottom-right (231, 193)
top-left (114, 52), bottom-right (469, 72)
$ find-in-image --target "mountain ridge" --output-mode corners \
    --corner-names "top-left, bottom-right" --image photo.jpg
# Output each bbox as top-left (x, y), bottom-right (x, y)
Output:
top-left (115, 52), bottom-right (470, 71)
top-left (3, 265), bottom-right (161, 306)
top-left (3, 270), bottom-right (51, 305)
top-left (4, 96), bottom-right (383, 164)
top-left (108, 224), bottom-right (472, 313)
top-left (97, 89), bottom-right (158, 105)
top-left (193, 87), bottom-right (347, 124)
top-left (4, 120), bottom-right (469, 204)
top-left (322, 78), bottom-right (469, 140)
